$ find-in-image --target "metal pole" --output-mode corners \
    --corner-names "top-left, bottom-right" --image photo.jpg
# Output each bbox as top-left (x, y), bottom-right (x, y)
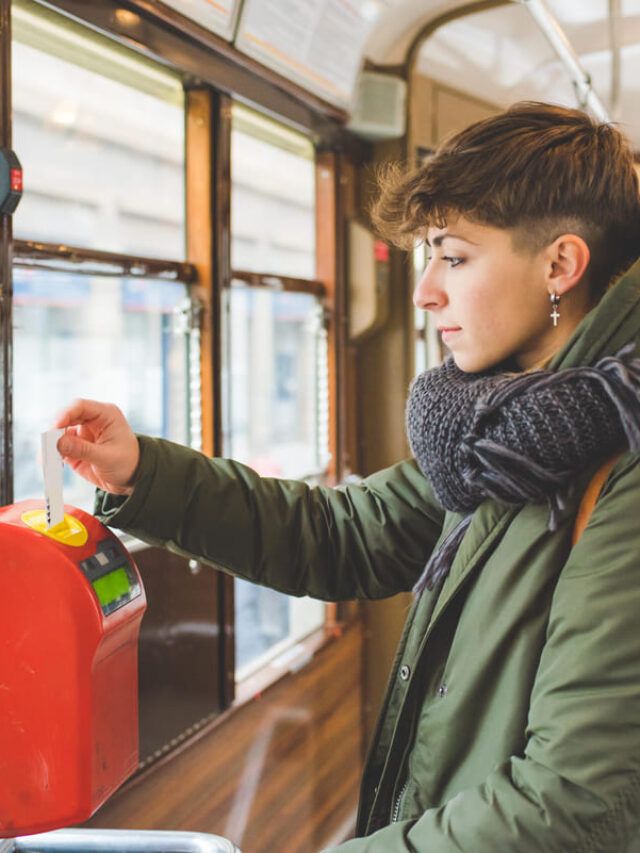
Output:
top-left (609, 0), bottom-right (622, 120)
top-left (516, 0), bottom-right (610, 122)
top-left (0, 0), bottom-right (13, 506)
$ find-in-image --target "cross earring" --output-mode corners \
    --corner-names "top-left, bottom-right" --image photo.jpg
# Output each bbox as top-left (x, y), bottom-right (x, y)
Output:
top-left (550, 292), bottom-right (560, 327)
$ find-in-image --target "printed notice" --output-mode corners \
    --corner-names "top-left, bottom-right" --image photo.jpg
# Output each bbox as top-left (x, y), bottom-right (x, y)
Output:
top-left (42, 428), bottom-right (65, 528)
top-left (161, 0), bottom-right (242, 40)
top-left (236, 0), bottom-right (387, 108)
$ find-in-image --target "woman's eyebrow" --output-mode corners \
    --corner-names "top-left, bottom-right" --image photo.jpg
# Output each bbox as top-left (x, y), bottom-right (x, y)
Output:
top-left (426, 233), bottom-right (478, 248)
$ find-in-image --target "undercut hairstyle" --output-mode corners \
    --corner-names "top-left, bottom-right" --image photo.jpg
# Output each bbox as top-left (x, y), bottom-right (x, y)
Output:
top-left (371, 101), bottom-right (640, 297)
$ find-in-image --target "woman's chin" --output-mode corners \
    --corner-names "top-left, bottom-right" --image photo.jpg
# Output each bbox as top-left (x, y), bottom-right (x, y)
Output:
top-left (452, 350), bottom-right (503, 374)
top-left (451, 351), bottom-right (480, 373)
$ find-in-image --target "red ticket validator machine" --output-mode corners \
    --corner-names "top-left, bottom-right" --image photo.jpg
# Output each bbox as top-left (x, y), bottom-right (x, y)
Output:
top-left (0, 500), bottom-right (146, 837)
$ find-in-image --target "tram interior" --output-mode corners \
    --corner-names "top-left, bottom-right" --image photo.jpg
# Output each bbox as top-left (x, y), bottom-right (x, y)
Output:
top-left (1, 0), bottom-right (640, 851)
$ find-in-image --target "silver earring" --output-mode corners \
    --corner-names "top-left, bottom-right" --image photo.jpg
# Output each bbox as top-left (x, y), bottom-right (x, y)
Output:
top-left (550, 292), bottom-right (560, 327)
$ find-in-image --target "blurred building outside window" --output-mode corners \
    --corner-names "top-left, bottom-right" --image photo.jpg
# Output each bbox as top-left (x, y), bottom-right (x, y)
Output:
top-left (12, 0), bottom-right (185, 257)
top-left (13, 271), bottom-right (192, 509)
top-left (11, 0), bottom-right (191, 511)
top-left (231, 103), bottom-right (316, 279)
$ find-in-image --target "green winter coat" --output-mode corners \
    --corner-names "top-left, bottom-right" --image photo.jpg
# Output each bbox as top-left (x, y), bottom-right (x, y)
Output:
top-left (96, 262), bottom-right (640, 852)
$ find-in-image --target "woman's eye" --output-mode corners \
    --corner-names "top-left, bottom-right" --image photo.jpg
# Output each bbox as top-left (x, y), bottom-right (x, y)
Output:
top-left (443, 256), bottom-right (464, 268)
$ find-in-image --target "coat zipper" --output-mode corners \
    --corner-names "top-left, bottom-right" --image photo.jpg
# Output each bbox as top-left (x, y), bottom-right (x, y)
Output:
top-left (392, 780), bottom-right (408, 823)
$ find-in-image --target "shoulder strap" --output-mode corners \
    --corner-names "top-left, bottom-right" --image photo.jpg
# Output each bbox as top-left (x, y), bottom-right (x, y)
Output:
top-left (572, 454), bottom-right (622, 547)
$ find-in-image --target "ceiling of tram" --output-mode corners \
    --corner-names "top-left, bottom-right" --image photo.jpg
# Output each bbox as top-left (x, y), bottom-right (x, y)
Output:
top-left (364, 0), bottom-right (640, 149)
top-left (365, 0), bottom-right (474, 64)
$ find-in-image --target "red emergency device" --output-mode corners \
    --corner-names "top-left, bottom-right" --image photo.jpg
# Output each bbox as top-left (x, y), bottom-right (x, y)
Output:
top-left (0, 500), bottom-right (146, 837)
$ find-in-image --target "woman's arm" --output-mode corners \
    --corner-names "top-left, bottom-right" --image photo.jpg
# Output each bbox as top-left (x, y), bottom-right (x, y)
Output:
top-left (95, 435), bottom-right (445, 601)
top-left (327, 453), bottom-right (640, 850)
top-left (55, 398), bottom-right (444, 600)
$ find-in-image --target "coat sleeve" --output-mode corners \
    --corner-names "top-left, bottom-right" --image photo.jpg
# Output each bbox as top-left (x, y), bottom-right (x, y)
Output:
top-left (328, 453), bottom-right (640, 851)
top-left (94, 435), bottom-right (445, 600)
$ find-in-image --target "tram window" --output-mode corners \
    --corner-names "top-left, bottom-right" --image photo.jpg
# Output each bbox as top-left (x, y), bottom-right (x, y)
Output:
top-left (413, 244), bottom-right (444, 373)
top-left (231, 104), bottom-right (316, 279)
top-left (228, 107), bottom-right (327, 679)
top-left (13, 270), bottom-right (191, 510)
top-left (222, 284), bottom-right (329, 677)
top-left (223, 286), bottom-right (329, 478)
top-left (11, 0), bottom-right (185, 260)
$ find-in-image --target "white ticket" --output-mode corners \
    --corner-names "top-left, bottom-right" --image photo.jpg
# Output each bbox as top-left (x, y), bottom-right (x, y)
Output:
top-left (41, 428), bottom-right (65, 528)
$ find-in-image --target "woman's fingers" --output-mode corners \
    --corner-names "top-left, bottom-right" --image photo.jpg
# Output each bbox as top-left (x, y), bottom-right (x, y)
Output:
top-left (54, 399), bottom-right (140, 495)
top-left (57, 432), bottom-right (110, 467)
top-left (55, 398), bottom-right (112, 430)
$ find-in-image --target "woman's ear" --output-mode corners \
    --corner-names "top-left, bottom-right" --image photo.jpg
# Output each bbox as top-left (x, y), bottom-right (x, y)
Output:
top-left (544, 233), bottom-right (591, 296)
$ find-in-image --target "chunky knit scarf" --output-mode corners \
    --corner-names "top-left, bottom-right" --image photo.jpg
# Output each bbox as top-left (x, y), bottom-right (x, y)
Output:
top-left (406, 344), bottom-right (640, 595)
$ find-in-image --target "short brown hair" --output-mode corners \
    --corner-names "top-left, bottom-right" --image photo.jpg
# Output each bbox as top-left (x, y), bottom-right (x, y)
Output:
top-left (371, 102), bottom-right (640, 296)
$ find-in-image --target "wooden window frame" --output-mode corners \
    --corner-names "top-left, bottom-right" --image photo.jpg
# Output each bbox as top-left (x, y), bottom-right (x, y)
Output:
top-left (12, 240), bottom-right (197, 282)
top-left (230, 270), bottom-right (325, 299)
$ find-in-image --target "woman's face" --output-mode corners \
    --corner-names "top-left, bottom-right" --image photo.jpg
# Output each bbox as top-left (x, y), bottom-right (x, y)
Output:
top-left (414, 217), bottom-right (577, 373)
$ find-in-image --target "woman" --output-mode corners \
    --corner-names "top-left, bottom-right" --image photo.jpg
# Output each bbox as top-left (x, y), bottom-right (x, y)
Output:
top-left (57, 102), bottom-right (640, 850)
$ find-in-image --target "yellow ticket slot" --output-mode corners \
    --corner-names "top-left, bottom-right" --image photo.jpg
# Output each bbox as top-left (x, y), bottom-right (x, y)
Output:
top-left (21, 510), bottom-right (88, 548)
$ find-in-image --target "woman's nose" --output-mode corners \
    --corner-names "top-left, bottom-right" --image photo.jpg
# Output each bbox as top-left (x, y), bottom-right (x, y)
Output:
top-left (413, 263), bottom-right (445, 311)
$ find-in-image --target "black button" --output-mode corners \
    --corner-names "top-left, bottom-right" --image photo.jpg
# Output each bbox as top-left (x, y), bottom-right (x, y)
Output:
top-left (399, 664), bottom-right (411, 681)
top-left (438, 683), bottom-right (448, 698)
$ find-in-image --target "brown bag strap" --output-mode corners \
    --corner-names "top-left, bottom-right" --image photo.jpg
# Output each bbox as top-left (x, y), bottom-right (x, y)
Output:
top-left (572, 454), bottom-right (622, 547)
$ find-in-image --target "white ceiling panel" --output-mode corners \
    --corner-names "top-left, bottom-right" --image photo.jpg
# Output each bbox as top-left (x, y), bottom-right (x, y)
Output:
top-left (547, 0), bottom-right (607, 25)
top-left (400, 0), bottom-right (640, 147)
top-left (364, 0), bottom-right (472, 64)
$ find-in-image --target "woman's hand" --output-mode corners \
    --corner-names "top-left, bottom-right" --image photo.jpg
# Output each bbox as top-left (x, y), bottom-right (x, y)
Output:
top-left (55, 399), bottom-right (140, 496)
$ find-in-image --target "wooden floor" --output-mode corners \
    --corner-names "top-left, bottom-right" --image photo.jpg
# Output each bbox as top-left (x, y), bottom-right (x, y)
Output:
top-left (87, 622), bottom-right (365, 852)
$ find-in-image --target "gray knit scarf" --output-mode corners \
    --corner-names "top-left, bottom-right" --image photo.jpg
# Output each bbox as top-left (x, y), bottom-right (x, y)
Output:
top-left (406, 344), bottom-right (640, 595)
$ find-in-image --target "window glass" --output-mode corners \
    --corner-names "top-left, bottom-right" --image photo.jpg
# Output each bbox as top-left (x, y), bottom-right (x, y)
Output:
top-left (231, 104), bottom-right (316, 278)
top-left (414, 244), bottom-right (444, 372)
top-left (223, 285), bottom-right (329, 478)
top-left (222, 284), bottom-right (329, 677)
top-left (414, 245), bottom-right (427, 375)
top-left (12, 0), bottom-right (185, 259)
top-left (13, 269), bottom-right (192, 510)
top-left (235, 580), bottom-right (325, 678)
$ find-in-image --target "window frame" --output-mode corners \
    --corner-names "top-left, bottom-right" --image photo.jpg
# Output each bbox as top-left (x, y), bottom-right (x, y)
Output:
top-left (12, 240), bottom-right (197, 283)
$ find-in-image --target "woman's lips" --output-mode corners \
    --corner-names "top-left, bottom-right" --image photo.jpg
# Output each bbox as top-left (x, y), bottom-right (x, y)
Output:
top-left (440, 327), bottom-right (462, 343)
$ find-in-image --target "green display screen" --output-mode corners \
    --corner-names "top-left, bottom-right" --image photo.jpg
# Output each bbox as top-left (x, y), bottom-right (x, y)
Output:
top-left (92, 567), bottom-right (131, 608)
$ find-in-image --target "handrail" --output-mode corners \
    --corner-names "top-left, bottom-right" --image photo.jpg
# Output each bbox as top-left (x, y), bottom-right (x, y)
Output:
top-left (609, 0), bottom-right (622, 119)
top-left (515, 0), bottom-right (610, 122)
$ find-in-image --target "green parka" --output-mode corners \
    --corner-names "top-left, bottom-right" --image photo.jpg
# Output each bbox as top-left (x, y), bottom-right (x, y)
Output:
top-left (96, 263), bottom-right (640, 852)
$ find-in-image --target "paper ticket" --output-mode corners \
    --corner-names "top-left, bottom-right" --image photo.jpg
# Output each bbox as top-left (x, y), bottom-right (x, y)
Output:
top-left (41, 428), bottom-right (65, 528)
